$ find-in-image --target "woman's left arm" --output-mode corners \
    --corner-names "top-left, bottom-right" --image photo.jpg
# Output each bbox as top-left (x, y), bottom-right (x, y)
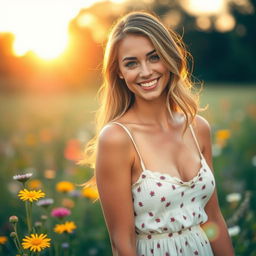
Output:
top-left (196, 115), bottom-right (235, 256)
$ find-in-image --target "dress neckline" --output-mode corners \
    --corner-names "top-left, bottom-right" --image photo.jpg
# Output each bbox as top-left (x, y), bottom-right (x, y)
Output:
top-left (110, 121), bottom-right (209, 187)
top-left (132, 155), bottom-right (211, 187)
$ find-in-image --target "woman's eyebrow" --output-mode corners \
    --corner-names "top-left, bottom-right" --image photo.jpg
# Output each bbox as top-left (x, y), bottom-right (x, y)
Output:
top-left (146, 49), bottom-right (156, 56)
top-left (122, 49), bottom-right (156, 62)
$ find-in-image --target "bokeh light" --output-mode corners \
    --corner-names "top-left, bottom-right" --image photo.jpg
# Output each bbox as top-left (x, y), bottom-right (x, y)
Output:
top-left (44, 169), bottom-right (56, 179)
top-left (163, 10), bottom-right (182, 28)
top-left (196, 16), bottom-right (212, 31)
top-left (215, 13), bottom-right (236, 32)
top-left (64, 139), bottom-right (82, 162)
top-left (181, 0), bottom-right (226, 16)
top-left (202, 221), bottom-right (220, 242)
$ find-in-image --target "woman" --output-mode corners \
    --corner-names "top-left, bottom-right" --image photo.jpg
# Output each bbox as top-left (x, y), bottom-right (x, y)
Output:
top-left (82, 11), bottom-right (234, 256)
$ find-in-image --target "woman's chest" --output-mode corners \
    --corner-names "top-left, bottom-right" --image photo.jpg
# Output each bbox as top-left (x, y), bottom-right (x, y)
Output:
top-left (132, 168), bottom-right (215, 212)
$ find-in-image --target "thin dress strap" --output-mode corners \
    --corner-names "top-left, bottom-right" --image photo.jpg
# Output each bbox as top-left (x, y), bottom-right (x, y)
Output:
top-left (111, 122), bottom-right (146, 171)
top-left (189, 124), bottom-right (203, 160)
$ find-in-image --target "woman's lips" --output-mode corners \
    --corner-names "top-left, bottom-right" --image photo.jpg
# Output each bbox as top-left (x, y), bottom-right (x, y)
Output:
top-left (138, 77), bottom-right (160, 90)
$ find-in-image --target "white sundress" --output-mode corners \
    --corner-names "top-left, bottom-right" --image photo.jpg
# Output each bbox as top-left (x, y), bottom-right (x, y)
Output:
top-left (112, 122), bottom-right (215, 256)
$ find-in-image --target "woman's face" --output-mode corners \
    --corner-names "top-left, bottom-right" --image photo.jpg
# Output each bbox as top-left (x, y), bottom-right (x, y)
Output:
top-left (117, 34), bottom-right (170, 101)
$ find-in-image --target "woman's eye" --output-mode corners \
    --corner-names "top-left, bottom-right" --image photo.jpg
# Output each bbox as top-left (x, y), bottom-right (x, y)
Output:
top-left (125, 61), bottom-right (137, 68)
top-left (149, 54), bottom-right (160, 62)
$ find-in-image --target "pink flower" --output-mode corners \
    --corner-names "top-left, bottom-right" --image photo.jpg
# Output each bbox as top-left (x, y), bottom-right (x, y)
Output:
top-left (51, 207), bottom-right (71, 219)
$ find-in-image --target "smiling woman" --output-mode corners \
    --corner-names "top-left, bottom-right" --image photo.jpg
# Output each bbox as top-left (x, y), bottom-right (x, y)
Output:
top-left (81, 10), bottom-right (235, 256)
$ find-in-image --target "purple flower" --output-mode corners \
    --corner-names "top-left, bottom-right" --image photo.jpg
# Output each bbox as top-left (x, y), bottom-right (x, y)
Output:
top-left (61, 242), bottom-right (69, 249)
top-left (69, 190), bottom-right (81, 198)
top-left (51, 207), bottom-right (71, 219)
top-left (37, 198), bottom-right (54, 208)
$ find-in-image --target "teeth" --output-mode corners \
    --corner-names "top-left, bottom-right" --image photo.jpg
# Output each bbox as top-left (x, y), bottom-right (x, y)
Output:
top-left (140, 79), bottom-right (157, 87)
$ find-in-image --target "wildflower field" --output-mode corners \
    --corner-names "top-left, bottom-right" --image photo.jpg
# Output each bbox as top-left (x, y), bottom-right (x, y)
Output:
top-left (0, 85), bottom-right (255, 255)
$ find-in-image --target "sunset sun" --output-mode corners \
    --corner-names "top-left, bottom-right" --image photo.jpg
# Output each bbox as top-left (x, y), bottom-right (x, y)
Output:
top-left (0, 0), bottom-right (124, 60)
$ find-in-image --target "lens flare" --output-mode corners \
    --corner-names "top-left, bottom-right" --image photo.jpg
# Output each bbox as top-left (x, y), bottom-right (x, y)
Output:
top-left (202, 222), bottom-right (220, 242)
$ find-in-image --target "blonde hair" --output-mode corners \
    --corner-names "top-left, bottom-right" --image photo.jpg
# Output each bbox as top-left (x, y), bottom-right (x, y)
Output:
top-left (79, 11), bottom-right (201, 185)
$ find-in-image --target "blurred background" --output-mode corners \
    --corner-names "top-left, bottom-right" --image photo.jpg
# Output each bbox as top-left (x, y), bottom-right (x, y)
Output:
top-left (0, 0), bottom-right (255, 255)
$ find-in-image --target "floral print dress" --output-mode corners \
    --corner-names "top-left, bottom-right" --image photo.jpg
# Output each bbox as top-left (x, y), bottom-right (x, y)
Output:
top-left (112, 122), bottom-right (215, 256)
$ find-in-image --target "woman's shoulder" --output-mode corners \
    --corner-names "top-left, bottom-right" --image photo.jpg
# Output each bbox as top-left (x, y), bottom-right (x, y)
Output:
top-left (192, 115), bottom-right (212, 150)
top-left (98, 121), bottom-right (132, 149)
top-left (97, 121), bottom-right (135, 168)
top-left (193, 114), bottom-right (211, 134)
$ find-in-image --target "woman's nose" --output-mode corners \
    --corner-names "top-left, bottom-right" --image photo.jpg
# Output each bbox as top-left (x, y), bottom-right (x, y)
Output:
top-left (140, 62), bottom-right (153, 78)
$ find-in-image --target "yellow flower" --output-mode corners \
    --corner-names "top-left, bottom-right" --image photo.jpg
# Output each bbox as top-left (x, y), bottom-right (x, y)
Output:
top-left (56, 181), bottom-right (74, 193)
top-left (54, 224), bottom-right (66, 234)
top-left (18, 189), bottom-right (45, 202)
top-left (82, 187), bottom-right (99, 201)
top-left (54, 221), bottom-right (77, 234)
top-left (22, 233), bottom-right (50, 252)
top-left (0, 236), bottom-right (7, 245)
top-left (216, 129), bottom-right (231, 140)
top-left (215, 129), bottom-right (231, 147)
top-left (64, 221), bottom-right (77, 233)
top-left (27, 179), bottom-right (42, 190)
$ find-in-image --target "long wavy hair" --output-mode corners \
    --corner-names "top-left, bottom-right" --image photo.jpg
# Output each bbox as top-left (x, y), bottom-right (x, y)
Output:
top-left (80, 11), bottom-right (201, 186)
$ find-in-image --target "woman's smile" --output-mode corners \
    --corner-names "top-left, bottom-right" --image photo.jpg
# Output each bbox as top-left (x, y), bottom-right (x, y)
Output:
top-left (118, 34), bottom-right (170, 101)
top-left (137, 77), bottom-right (160, 90)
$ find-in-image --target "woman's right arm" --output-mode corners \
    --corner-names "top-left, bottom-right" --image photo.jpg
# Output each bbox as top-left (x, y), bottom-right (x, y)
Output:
top-left (95, 124), bottom-right (137, 256)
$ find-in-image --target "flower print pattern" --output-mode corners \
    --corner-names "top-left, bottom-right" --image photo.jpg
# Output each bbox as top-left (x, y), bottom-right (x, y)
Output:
top-left (165, 202), bottom-right (171, 207)
top-left (150, 191), bottom-right (155, 197)
top-left (132, 158), bottom-right (215, 256)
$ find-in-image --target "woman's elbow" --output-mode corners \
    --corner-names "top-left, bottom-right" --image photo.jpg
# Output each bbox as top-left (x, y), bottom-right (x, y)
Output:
top-left (111, 233), bottom-right (136, 256)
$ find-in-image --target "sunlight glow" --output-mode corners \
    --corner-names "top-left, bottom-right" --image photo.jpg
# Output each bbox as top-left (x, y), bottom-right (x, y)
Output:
top-left (181, 0), bottom-right (226, 16)
top-left (77, 13), bottom-right (107, 42)
top-left (215, 13), bottom-right (236, 32)
top-left (0, 0), bottom-right (125, 60)
top-left (196, 16), bottom-right (211, 31)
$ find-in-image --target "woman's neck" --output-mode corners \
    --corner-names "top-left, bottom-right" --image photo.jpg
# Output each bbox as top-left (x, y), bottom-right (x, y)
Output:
top-left (130, 97), bottom-right (182, 130)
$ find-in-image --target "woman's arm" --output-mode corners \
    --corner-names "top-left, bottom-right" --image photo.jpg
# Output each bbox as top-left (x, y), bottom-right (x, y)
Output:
top-left (95, 124), bottom-right (137, 256)
top-left (196, 115), bottom-right (235, 256)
